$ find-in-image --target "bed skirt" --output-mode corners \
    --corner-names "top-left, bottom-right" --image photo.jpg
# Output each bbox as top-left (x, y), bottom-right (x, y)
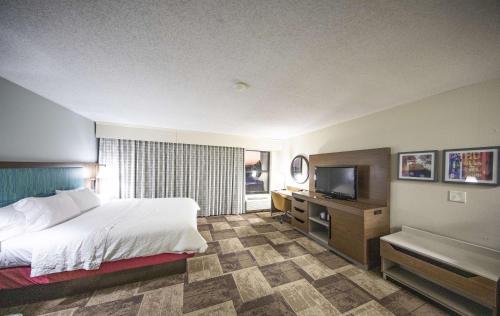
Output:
top-left (0, 252), bottom-right (192, 307)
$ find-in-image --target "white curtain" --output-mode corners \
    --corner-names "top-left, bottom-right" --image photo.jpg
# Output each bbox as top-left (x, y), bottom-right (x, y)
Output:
top-left (98, 138), bottom-right (245, 216)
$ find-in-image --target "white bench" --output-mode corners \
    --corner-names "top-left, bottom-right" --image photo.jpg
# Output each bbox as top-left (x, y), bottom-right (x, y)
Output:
top-left (381, 226), bottom-right (500, 316)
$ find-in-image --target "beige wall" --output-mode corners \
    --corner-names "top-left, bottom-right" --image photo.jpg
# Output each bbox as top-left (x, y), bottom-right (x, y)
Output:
top-left (279, 78), bottom-right (500, 249)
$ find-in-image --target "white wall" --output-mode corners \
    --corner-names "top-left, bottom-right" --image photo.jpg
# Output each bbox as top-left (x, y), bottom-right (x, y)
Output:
top-left (0, 77), bottom-right (97, 162)
top-left (279, 78), bottom-right (500, 249)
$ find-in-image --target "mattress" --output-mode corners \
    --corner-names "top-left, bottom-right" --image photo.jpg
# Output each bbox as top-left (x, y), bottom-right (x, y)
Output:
top-left (0, 198), bottom-right (207, 276)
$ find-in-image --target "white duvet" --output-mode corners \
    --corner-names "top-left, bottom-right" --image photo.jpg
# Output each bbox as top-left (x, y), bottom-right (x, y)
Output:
top-left (0, 198), bottom-right (207, 277)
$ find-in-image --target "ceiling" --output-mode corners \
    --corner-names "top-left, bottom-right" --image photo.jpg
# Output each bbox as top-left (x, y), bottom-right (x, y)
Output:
top-left (1, 1), bottom-right (499, 139)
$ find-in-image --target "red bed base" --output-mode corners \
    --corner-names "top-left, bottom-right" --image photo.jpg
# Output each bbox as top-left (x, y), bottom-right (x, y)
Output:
top-left (0, 252), bottom-right (193, 290)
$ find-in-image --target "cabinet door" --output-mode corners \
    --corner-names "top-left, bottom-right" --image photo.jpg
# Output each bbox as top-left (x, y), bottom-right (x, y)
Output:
top-left (329, 208), bottom-right (365, 264)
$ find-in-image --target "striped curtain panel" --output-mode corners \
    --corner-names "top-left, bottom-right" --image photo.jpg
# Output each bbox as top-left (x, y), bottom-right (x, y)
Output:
top-left (98, 138), bottom-right (245, 216)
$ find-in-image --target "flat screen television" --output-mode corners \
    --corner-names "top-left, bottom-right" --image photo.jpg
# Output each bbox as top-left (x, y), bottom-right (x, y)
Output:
top-left (315, 166), bottom-right (357, 200)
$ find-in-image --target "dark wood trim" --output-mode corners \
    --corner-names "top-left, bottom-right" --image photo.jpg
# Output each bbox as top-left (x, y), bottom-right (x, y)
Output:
top-left (0, 259), bottom-right (186, 308)
top-left (0, 162), bottom-right (97, 169)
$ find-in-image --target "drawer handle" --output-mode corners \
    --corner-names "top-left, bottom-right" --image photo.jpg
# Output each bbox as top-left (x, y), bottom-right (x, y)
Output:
top-left (294, 198), bottom-right (305, 203)
top-left (294, 217), bottom-right (304, 223)
top-left (294, 207), bottom-right (305, 213)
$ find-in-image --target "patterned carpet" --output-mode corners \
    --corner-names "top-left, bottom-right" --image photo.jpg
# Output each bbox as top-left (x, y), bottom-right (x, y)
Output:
top-left (1, 212), bottom-right (452, 316)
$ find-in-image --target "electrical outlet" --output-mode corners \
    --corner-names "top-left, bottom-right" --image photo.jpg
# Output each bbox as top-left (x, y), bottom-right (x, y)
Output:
top-left (449, 191), bottom-right (466, 203)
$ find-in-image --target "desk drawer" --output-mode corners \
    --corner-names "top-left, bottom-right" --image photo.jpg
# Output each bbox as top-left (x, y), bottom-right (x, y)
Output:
top-left (292, 196), bottom-right (308, 210)
top-left (291, 206), bottom-right (307, 221)
top-left (291, 216), bottom-right (308, 232)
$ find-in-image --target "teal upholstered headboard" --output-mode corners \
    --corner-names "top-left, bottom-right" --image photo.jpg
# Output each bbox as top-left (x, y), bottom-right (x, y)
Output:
top-left (0, 162), bottom-right (94, 207)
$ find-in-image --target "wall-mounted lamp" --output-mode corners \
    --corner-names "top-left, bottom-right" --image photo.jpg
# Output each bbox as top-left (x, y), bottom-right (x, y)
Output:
top-left (95, 164), bottom-right (108, 194)
top-left (82, 166), bottom-right (97, 191)
top-left (82, 165), bottom-right (106, 192)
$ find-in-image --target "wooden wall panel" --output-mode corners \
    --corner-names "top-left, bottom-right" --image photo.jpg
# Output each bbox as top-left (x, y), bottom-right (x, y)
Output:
top-left (308, 148), bottom-right (391, 206)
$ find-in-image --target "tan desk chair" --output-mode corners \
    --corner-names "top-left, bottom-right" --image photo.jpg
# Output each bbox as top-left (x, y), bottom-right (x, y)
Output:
top-left (271, 191), bottom-right (292, 222)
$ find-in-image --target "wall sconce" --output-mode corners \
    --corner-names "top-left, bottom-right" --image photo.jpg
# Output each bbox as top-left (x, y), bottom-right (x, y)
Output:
top-left (95, 164), bottom-right (108, 194)
top-left (83, 166), bottom-right (97, 191)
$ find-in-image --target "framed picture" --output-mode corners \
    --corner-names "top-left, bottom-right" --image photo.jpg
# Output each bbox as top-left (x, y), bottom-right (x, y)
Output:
top-left (398, 151), bottom-right (438, 182)
top-left (443, 147), bottom-right (499, 185)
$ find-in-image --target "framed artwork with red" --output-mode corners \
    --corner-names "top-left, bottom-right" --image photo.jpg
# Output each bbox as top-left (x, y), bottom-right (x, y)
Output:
top-left (443, 147), bottom-right (499, 185)
top-left (398, 151), bottom-right (438, 182)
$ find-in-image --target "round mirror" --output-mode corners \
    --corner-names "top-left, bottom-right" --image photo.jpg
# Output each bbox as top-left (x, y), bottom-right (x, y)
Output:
top-left (290, 155), bottom-right (309, 184)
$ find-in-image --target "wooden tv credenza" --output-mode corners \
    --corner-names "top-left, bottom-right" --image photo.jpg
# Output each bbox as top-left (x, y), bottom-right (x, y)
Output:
top-left (290, 191), bottom-right (389, 268)
top-left (287, 147), bottom-right (391, 268)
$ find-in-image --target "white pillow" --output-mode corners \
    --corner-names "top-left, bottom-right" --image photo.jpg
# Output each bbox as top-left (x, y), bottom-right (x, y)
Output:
top-left (13, 194), bottom-right (81, 232)
top-left (0, 205), bottom-right (27, 241)
top-left (56, 188), bottom-right (101, 213)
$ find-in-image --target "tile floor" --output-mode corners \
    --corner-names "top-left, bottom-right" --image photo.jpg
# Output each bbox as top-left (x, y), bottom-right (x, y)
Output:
top-left (0, 212), bottom-right (453, 316)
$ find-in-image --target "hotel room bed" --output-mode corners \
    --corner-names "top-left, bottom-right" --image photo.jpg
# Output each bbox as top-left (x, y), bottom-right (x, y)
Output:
top-left (0, 197), bottom-right (207, 289)
top-left (0, 162), bottom-right (209, 307)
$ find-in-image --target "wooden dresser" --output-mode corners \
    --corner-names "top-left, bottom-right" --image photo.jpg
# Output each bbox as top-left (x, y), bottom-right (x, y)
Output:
top-left (289, 147), bottom-right (391, 269)
top-left (291, 191), bottom-right (389, 268)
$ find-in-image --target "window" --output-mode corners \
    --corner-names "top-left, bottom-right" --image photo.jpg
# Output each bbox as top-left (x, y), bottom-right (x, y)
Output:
top-left (245, 150), bottom-right (270, 194)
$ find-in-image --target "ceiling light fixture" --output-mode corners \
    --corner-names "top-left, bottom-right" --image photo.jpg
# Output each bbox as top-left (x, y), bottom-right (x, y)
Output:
top-left (234, 81), bottom-right (250, 91)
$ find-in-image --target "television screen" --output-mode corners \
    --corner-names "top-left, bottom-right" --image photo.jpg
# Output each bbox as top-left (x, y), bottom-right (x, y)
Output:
top-left (315, 166), bottom-right (357, 199)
